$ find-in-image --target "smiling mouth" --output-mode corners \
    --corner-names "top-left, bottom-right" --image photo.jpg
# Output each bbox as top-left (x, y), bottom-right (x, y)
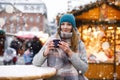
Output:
top-left (64, 29), bottom-right (67, 31)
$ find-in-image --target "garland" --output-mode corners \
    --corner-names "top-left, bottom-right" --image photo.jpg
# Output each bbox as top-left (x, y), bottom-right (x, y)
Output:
top-left (76, 20), bottom-right (120, 27)
top-left (72, 0), bottom-right (120, 16)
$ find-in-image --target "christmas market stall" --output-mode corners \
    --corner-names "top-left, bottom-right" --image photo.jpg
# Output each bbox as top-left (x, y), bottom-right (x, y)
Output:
top-left (56, 0), bottom-right (120, 80)
top-left (72, 0), bottom-right (120, 80)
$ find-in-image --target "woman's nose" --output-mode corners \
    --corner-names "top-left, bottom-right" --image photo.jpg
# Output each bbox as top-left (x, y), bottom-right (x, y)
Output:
top-left (63, 25), bottom-right (67, 28)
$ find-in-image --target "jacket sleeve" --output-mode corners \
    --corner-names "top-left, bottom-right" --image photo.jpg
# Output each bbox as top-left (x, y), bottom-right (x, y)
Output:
top-left (32, 36), bottom-right (54, 67)
top-left (32, 44), bottom-right (47, 67)
top-left (69, 40), bottom-right (88, 74)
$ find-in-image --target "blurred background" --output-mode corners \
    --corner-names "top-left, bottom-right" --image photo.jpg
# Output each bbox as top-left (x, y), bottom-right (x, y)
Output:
top-left (0, 0), bottom-right (120, 79)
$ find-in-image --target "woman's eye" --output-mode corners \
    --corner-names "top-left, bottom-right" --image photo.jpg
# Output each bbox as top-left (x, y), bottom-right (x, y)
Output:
top-left (61, 23), bottom-right (65, 25)
top-left (61, 23), bottom-right (72, 26)
top-left (67, 23), bottom-right (72, 26)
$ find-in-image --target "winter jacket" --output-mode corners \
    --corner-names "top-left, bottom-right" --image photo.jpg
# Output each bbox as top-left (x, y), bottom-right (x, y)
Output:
top-left (32, 34), bottom-right (88, 80)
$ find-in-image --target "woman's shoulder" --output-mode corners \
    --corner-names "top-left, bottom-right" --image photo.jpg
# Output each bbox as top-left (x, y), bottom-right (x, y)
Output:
top-left (78, 39), bottom-right (86, 47)
top-left (47, 34), bottom-right (59, 40)
top-left (78, 39), bottom-right (83, 44)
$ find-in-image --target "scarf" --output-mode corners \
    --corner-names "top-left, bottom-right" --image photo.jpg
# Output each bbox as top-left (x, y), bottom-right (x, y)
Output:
top-left (47, 31), bottom-right (79, 80)
top-left (60, 31), bottom-right (72, 47)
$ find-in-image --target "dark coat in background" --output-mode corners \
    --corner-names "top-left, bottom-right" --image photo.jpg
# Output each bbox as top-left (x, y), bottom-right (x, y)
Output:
top-left (31, 36), bottom-right (42, 57)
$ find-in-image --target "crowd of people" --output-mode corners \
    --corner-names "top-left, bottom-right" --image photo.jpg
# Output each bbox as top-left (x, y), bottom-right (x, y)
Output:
top-left (3, 36), bottom-right (43, 65)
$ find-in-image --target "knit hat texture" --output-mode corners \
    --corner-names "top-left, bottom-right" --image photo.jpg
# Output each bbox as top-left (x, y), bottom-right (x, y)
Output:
top-left (59, 14), bottom-right (76, 28)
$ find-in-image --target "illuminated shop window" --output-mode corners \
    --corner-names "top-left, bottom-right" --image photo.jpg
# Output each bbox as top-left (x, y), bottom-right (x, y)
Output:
top-left (78, 25), bottom-right (119, 63)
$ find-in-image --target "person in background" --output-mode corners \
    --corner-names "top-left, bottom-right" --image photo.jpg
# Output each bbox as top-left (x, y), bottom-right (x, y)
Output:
top-left (10, 37), bottom-right (19, 55)
top-left (30, 36), bottom-right (42, 57)
top-left (32, 14), bottom-right (88, 80)
top-left (23, 48), bottom-right (33, 65)
top-left (3, 47), bottom-right (17, 65)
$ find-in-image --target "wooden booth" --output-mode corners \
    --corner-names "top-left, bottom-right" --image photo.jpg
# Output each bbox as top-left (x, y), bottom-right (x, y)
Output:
top-left (56, 0), bottom-right (120, 80)
top-left (72, 0), bottom-right (120, 80)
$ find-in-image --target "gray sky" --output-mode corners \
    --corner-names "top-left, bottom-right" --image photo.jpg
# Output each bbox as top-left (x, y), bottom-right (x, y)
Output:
top-left (42, 0), bottom-right (97, 22)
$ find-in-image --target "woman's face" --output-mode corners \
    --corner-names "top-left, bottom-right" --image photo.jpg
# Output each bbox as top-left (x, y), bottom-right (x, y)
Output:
top-left (60, 22), bottom-right (72, 33)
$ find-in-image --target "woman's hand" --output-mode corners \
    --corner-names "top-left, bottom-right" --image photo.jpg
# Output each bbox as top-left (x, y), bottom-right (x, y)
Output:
top-left (43, 40), bottom-right (55, 57)
top-left (58, 41), bottom-right (73, 57)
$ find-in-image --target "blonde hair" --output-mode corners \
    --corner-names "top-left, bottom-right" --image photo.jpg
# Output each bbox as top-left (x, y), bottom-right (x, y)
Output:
top-left (57, 28), bottom-right (79, 52)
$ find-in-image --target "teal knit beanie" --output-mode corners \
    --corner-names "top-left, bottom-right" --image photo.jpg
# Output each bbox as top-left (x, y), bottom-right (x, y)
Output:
top-left (59, 14), bottom-right (76, 28)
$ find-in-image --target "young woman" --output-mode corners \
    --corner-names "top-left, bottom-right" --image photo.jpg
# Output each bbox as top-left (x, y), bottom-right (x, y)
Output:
top-left (32, 14), bottom-right (88, 80)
